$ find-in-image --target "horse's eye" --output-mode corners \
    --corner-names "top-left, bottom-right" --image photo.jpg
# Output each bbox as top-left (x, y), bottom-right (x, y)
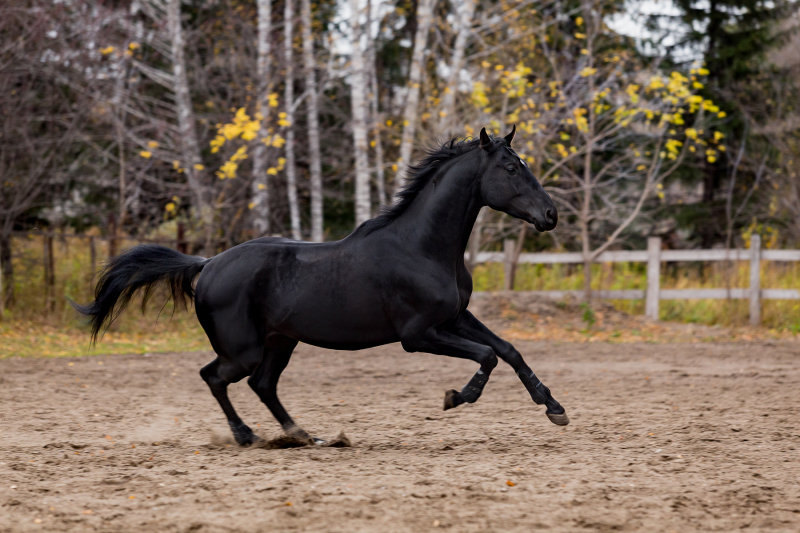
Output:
top-left (506, 165), bottom-right (517, 174)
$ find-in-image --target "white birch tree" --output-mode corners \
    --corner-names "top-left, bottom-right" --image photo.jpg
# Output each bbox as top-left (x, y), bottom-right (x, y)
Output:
top-left (166, 0), bottom-right (214, 253)
top-left (439, 0), bottom-right (476, 134)
top-left (301, 0), bottom-right (324, 241)
top-left (395, 0), bottom-right (434, 190)
top-left (284, 0), bottom-right (302, 240)
top-left (251, 0), bottom-right (273, 236)
top-left (349, 0), bottom-right (372, 226)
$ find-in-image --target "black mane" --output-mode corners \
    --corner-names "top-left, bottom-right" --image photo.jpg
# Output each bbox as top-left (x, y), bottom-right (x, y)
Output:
top-left (358, 136), bottom-right (492, 234)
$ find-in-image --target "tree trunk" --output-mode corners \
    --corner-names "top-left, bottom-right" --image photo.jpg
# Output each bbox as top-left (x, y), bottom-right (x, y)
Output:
top-left (284, 0), bottom-right (302, 240)
top-left (251, 0), bottom-right (273, 236)
top-left (395, 0), bottom-right (434, 191)
top-left (349, 0), bottom-right (371, 225)
top-left (167, 0), bottom-right (214, 253)
top-left (366, 0), bottom-right (387, 207)
top-left (301, 0), bottom-right (324, 241)
top-left (439, 0), bottom-right (476, 134)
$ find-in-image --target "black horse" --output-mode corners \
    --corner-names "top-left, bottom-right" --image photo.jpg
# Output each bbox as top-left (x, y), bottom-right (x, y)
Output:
top-left (76, 127), bottom-right (568, 446)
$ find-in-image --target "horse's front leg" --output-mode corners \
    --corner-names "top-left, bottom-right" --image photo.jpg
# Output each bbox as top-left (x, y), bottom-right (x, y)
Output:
top-left (399, 325), bottom-right (498, 410)
top-left (452, 310), bottom-right (569, 425)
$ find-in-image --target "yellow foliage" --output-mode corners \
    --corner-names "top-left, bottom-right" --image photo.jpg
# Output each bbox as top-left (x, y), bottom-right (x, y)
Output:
top-left (139, 150), bottom-right (152, 159)
top-left (216, 160), bottom-right (238, 179)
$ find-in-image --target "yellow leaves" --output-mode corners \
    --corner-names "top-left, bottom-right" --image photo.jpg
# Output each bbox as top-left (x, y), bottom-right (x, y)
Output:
top-left (216, 160), bottom-right (238, 179)
top-left (230, 145), bottom-right (248, 163)
top-left (139, 150), bottom-right (152, 159)
top-left (210, 135), bottom-right (225, 154)
top-left (573, 107), bottom-right (588, 133)
top-left (128, 42), bottom-right (140, 51)
top-left (100, 46), bottom-right (115, 56)
top-left (240, 120), bottom-right (259, 141)
top-left (579, 67), bottom-right (597, 78)
top-left (575, 16), bottom-right (584, 26)
top-left (193, 163), bottom-right (205, 171)
top-left (713, 131), bottom-right (725, 143)
top-left (574, 32), bottom-right (586, 39)
top-left (555, 143), bottom-right (569, 159)
top-left (701, 99), bottom-right (720, 114)
top-left (665, 138), bottom-right (683, 159)
top-left (164, 202), bottom-right (176, 215)
top-left (685, 128), bottom-right (698, 140)
top-left (696, 67), bottom-right (710, 76)
top-left (147, 140), bottom-right (159, 149)
top-left (268, 92), bottom-right (279, 108)
top-left (647, 76), bottom-right (665, 91)
top-left (471, 81), bottom-right (490, 109)
top-left (625, 84), bottom-right (640, 104)
top-left (277, 112), bottom-right (290, 128)
top-left (220, 122), bottom-right (242, 141)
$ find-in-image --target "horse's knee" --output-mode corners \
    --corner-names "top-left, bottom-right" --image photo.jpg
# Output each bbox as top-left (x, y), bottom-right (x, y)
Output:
top-left (200, 362), bottom-right (225, 389)
top-left (480, 352), bottom-right (498, 372)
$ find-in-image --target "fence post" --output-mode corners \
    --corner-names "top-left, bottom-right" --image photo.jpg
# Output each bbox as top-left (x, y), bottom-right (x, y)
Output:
top-left (646, 236), bottom-right (661, 320)
top-left (503, 239), bottom-right (515, 291)
top-left (0, 239), bottom-right (3, 318)
top-left (43, 233), bottom-right (55, 312)
top-left (89, 236), bottom-right (97, 285)
top-left (749, 233), bottom-right (761, 326)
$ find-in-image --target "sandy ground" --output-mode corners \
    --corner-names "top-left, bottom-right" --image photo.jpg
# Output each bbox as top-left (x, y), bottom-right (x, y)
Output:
top-left (1, 330), bottom-right (799, 531)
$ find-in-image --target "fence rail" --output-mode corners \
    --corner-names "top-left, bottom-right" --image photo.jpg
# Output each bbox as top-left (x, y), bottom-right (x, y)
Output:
top-left (473, 234), bottom-right (799, 325)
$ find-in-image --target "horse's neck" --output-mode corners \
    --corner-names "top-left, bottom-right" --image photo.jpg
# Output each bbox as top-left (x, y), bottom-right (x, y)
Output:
top-left (394, 154), bottom-right (483, 260)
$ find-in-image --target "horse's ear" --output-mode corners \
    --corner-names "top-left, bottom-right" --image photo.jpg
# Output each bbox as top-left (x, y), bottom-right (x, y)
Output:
top-left (504, 124), bottom-right (516, 146)
top-left (479, 127), bottom-right (492, 150)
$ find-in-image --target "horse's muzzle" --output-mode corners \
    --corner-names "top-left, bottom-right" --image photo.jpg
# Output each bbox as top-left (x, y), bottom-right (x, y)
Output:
top-left (532, 207), bottom-right (557, 232)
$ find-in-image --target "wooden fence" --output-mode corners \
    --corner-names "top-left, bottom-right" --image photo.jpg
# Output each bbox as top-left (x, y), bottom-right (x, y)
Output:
top-left (473, 234), bottom-right (800, 325)
top-left (2, 231), bottom-right (798, 325)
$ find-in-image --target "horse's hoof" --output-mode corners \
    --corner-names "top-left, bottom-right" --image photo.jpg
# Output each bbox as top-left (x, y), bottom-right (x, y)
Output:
top-left (546, 411), bottom-right (570, 426)
top-left (311, 437), bottom-right (327, 445)
top-left (235, 433), bottom-right (260, 446)
top-left (231, 423), bottom-right (260, 446)
top-left (443, 389), bottom-right (464, 410)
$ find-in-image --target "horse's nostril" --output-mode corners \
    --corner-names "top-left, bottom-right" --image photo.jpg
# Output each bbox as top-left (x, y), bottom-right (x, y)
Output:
top-left (545, 208), bottom-right (556, 224)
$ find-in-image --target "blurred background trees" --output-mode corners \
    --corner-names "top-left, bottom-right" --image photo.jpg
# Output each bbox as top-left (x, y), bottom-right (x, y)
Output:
top-left (1, 0), bottom-right (799, 310)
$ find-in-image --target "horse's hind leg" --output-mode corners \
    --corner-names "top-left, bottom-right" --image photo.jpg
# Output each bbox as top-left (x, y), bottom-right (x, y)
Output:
top-left (200, 358), bottom-right (258, 445)
top-left (247, 336), bottom-right (316, 442)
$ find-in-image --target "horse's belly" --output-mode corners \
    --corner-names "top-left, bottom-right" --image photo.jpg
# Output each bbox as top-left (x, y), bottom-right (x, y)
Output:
top-left (266, 281), bottom-right (398, 348)
top-left (280, 306), bottom-right (398, 349)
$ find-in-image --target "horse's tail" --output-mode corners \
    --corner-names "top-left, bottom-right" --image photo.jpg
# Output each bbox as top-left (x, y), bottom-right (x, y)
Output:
top-left (72, 244), bottom-right (209, 343)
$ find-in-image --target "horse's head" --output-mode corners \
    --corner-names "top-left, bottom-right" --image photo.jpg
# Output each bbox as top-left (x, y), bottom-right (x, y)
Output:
top-left (477, 126), bottom-right (557, 232)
